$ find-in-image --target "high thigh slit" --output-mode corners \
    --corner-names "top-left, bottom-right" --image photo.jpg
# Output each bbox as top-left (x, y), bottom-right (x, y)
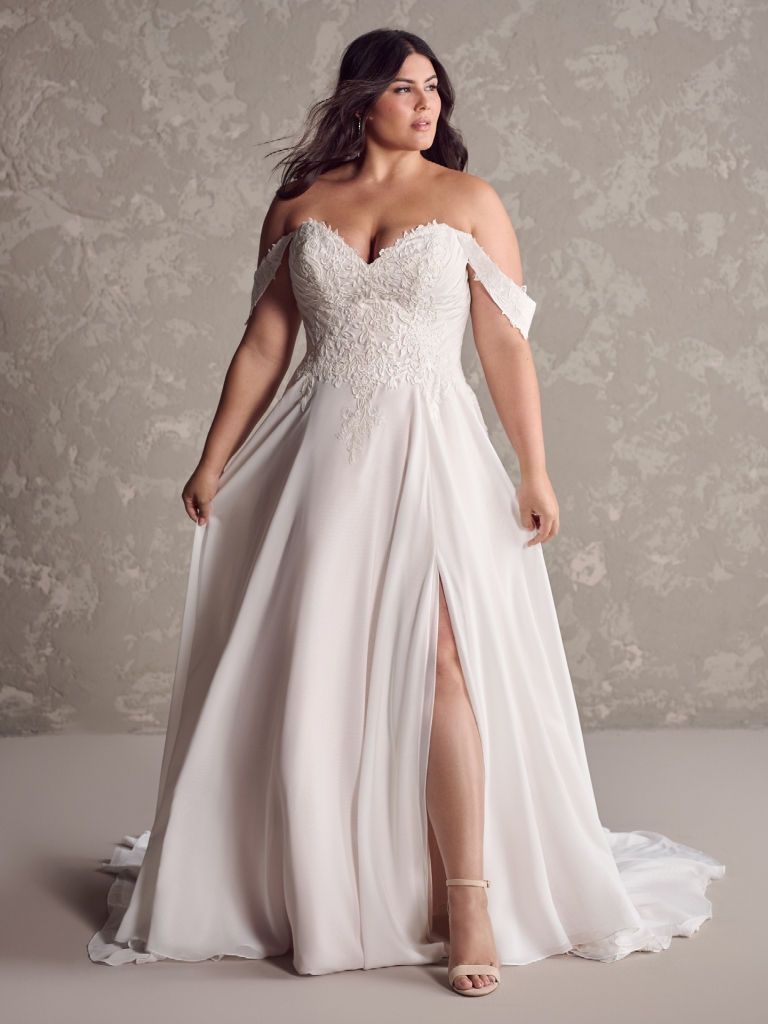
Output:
top-left (425, 570), bottom-right (488, 942)
top-left (88, 218), bottom-right (724, 974)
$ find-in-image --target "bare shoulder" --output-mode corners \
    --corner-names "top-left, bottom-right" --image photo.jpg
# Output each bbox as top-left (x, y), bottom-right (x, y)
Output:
top-left (450, 172), bottom-right (523, 284)
top-left (434, 168), bottom-right (517, 234)
top-left (259, 165), bottom-right (357, 253)
top-left (427, 166), bottom-right (475, 227)
top-left (258, 192), bottom-right (303, 259)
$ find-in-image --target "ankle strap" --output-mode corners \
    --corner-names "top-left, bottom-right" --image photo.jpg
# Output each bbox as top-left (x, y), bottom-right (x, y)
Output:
top-left (445, 878), bottom-right (490, 887)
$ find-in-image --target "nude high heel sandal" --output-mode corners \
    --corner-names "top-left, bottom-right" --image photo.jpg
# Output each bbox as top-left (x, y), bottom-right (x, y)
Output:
top-left (445, 878), bottom-right (500, 997)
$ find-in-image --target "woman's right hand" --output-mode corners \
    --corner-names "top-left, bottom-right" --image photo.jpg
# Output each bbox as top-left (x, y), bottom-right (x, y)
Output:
top-left (182, 463), bottom-right (221, 526)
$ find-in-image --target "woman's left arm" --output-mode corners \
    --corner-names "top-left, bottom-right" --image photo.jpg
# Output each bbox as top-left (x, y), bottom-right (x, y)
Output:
top-left (466, 180), bottom-right (559, 546)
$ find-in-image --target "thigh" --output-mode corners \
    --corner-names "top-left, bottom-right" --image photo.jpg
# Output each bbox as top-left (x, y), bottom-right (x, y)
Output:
top-left (436, 575), bottom-right (462, 678)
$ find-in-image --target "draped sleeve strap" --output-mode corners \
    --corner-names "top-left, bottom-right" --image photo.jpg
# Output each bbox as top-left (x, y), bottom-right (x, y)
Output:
top-left (244, 231), bottom-right (295, 324)
top-left (455, 230), bottom-right (537, 340)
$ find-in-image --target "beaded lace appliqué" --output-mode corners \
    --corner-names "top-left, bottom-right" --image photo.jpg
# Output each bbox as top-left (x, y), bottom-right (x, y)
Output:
top-left (247, 219), bottom-right (536, 463)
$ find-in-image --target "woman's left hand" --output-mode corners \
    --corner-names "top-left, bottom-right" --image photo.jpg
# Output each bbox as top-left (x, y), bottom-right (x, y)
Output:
top-left (517, 472), bottom-right (560, 546)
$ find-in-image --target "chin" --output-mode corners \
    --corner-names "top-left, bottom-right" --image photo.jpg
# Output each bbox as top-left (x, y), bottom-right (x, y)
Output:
top-left (407, 134), bottom-right (437, 153)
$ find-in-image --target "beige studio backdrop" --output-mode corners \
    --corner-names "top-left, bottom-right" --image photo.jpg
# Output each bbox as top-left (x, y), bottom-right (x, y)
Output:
top-left (1, 0), bottom-right (766, 735)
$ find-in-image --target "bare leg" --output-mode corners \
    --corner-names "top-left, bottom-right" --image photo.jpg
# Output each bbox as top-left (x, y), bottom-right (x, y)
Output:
top-left (426, 577), bottom-right (499, 991)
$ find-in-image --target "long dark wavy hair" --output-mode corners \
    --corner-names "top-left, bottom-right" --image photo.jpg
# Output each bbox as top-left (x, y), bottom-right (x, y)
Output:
top-left (273, 29), bottom-right (467, 199)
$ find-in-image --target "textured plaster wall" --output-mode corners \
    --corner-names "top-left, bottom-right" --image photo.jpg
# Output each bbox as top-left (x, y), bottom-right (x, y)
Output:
top-left (1, 0), bottom-right (766, 734)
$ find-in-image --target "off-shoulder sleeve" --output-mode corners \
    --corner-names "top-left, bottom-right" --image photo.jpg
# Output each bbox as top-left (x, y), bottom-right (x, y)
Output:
top-left (456, 231), bottom-right (536, 340)
top-left (244, 232), bottom-right (295, 324)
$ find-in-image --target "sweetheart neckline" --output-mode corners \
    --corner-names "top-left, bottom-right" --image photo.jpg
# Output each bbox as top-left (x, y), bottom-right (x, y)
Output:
top-left (249, 217), bottom-right (535, 334)
top-left (294, 217), bottom-right (461, 267)
top-left (291, 219), bottom-right (529, 295)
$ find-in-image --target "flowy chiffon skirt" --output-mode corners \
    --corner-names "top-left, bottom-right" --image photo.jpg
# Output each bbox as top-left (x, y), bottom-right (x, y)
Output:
top-left (88, 219), bottom-right (724, 974)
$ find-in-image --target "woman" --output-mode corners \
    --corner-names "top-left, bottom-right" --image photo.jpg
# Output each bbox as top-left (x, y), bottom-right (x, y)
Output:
top-left (89, 29), bottom-right (723, 997)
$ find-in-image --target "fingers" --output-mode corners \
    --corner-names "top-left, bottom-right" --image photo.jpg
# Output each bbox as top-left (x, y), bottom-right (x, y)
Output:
top-left (181, 466), bottom-right (220, 527)
top-left (182, 494), bottom-right (200, 524)
top-left (182, 492), bottom-right (210, 526)
top-left (517, 475), bottom-right (560, 546)
top-left (524, 509), bottom-right (559, 546)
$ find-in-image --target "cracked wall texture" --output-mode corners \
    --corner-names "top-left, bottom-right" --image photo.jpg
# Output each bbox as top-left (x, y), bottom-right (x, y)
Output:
top-left (1, 0), bottom-right (767, 734)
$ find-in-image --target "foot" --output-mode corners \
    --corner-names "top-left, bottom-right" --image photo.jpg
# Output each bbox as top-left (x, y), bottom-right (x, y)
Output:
top-left (446, 884), bottom-right (499, 992)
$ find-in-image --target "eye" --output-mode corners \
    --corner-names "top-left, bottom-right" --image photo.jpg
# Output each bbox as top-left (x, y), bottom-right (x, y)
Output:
top-left (393, 82), bottom-right (437, 94)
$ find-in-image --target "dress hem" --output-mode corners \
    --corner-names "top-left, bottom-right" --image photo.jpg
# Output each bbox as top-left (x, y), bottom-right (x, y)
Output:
top-left (88, 830), bottom-right (724, 972)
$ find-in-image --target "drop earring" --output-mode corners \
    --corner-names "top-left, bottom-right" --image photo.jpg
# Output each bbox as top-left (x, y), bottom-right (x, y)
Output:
top-left (356, 115), bottom-right (362, 136)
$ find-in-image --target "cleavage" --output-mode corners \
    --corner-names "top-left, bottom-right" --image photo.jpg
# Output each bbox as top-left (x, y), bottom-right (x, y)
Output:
top-left (312, 218), bottom-right (429, 265)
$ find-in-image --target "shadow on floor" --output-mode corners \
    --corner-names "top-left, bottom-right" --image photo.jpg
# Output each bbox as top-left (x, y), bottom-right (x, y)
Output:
top-left (36, 856), bottom-right (114, 930)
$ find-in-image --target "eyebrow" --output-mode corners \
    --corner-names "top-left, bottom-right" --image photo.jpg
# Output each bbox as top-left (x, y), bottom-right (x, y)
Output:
top-left (391, 74), bottom-right (438, 84)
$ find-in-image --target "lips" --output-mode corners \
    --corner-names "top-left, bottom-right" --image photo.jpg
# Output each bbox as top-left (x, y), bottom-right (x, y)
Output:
top-left (411, 119), bottom-right (431, 130)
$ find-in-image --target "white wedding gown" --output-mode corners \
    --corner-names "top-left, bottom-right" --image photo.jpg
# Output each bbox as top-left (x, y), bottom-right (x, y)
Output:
top-left (89, 219), bottom-right (724, 975)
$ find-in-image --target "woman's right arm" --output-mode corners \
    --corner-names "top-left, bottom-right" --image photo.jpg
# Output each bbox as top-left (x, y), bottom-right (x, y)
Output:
top-left (182, 204), bottom-right (301, 525)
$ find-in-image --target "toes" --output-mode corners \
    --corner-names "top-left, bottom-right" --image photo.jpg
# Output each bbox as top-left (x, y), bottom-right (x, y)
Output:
top-left (453, 972), bottom-right (497, 991)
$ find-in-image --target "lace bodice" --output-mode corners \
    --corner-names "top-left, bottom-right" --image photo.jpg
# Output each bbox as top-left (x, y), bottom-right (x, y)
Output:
top-left (247, 219), bottom-right (536, 462)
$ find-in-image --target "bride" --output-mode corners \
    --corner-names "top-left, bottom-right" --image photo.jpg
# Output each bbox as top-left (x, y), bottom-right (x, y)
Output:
top-left (89, 28), bottom-right (723, 997)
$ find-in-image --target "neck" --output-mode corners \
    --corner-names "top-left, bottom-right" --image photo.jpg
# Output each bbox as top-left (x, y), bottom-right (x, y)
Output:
top-left (354, 141), bottom-right (428, 184)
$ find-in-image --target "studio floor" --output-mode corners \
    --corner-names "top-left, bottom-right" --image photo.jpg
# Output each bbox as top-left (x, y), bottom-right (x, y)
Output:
top-left (0, 729), bottom-right (765, 1024)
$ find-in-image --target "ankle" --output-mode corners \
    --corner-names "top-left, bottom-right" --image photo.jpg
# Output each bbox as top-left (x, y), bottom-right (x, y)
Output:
top-left (447, 885), bottom-right (488, 907)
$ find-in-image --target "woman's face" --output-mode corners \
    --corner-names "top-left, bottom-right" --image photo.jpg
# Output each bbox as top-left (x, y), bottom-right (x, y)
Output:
top-left (365, 52), bottom-right (441, 153)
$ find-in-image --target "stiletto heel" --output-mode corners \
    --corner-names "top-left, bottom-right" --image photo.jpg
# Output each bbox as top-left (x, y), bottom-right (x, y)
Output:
top-left (445, 878), bottom-right (500, 997)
